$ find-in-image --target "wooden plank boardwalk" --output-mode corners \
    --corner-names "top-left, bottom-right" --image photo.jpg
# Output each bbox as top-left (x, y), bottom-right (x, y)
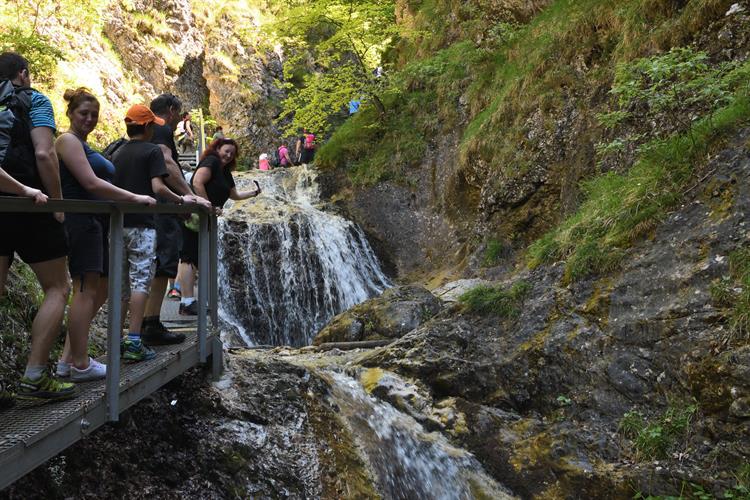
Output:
top-left (0, 300), bottom-right (220, 490)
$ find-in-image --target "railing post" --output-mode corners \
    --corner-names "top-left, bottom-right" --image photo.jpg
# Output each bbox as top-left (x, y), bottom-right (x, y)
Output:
top-left (209, 214), bottom-right (219, 328)
top-left (197, 211), bottom-right (209, 363)
top-left (106, 208), bottom-right (124, 422)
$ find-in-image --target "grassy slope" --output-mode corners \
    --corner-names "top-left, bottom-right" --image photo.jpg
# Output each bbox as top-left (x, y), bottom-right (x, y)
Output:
top-left (318, 0), bottom-right (746, 280)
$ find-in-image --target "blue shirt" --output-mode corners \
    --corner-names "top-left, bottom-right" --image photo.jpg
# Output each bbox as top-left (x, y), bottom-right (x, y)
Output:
top-left (348, 100), bottom-right (361, 114)
top-left (29, 91), bottom-right (56, 132)
top-left (60, 136), bottom-right (115, 201)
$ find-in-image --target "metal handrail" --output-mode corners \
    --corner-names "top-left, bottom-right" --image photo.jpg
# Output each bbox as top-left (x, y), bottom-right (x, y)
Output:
top-left (0, 196), bottom-right (219, 421)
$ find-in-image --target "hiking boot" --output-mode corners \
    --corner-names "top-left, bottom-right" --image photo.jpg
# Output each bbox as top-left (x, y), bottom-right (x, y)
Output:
top-left (71, 358), bottom-right (107, 382)
top-left (17, 373), bottom-right (77, 401)
top-left (143, 320), bottom-right (186, 345)
top-left (121, 338), bottom-right (157, 363)
top-left (179, 301), bottom-right (198, 316)
top-left (167, 287), bottom-right (181, 300)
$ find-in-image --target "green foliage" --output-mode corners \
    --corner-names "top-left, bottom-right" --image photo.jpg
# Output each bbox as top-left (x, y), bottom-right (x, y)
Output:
top-left (459, 280), bottom-right (531, 316)
top-left (483, 239), bottom-right (505, 267)
top-left (597, 47), bottom-right (740, 163)
top-left (528, 75), bottom-right (750, 282)
top-left (619, 403), bottom-right (697, 460)
top-left (709, 247), bottom-right (750, 340)
top-left (272, 0), bottom-right (397, 136)
top-left (0, 27), bottom-right (64, 86)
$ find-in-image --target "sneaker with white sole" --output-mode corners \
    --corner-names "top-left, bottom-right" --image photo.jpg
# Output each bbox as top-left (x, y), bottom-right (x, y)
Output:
top-left (71, 358), bottom-right (107, 382)
top-left (56, 360), bottom-right (71, 378)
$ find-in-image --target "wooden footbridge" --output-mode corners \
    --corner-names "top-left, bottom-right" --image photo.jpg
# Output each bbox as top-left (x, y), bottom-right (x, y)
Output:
top-left (0, 197), bottom-right (222, 491)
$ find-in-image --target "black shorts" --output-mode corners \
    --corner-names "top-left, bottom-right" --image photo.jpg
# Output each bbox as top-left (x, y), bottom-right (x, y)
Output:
top-left (300, 148), bottom-right (315, 164)
top-left (65, 214), bottom-right (109, 278)
top-left (0, 212), bottom-right (68, 265)
top-left (179, 224), bottom-right (199, 267)
top-left (154, 213), bottom-right (183, 278)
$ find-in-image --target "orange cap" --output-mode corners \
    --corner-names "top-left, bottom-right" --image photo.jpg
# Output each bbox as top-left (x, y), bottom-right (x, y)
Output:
top-left (124, 104), bottom-right (165, 126)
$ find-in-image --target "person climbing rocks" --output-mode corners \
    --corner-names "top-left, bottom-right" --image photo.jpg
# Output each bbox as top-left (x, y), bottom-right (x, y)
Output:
top-left (175, 111), bottom-right (194, 154)
top-left (177, 138), bottom-right (261, 315)
top-left (55, 88), bottom-right (156, 382)
top-left (142, 94), bottom-right (211, 345)
top-left (0, 52), bottom-right (75, 400)
top-left (112, 104), bottom-right (191, 362)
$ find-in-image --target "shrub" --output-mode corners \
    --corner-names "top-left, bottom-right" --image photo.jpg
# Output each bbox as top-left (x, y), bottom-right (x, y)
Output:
top-left (459, 280), bottom-right (531, 316)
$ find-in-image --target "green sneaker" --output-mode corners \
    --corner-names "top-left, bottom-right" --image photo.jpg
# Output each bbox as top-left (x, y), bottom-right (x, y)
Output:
top-left (17, 374), bottom-right (77, 401)
top-left (121, 338), bottom-right (157, 363)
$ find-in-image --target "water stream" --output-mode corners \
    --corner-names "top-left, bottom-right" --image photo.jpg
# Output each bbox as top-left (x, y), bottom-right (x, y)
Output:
top-left (326, 371), bottom-right (514, 500)
top-left (217, 165), bottom-right (392, 347)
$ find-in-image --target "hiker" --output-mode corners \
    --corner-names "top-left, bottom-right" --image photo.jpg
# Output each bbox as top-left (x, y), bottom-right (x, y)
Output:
top-left (258, 153), bottom-right (271, 171)
top-left (112, 105), bottom-right (190, 362)
top-left (278, 141), bottom-right (292, 167)
top-left (348, 99), bottom-right (361, 115)
top-left (55, 88), bottom-right (157, 381)
top-left (300, 128), bottom-right (316, 164)
top-left (142, 94), bottom-right (212, 345)
top-left (294, 130), bottom-right (304, 165)
top-left (177, 138), bottom-right (261, 315)
top-left (175, 111), bottom-right (194, 154)
top-left (0, 52), bottom-right (75, 400)
top-left (212, 126), bottom-right (224, 141)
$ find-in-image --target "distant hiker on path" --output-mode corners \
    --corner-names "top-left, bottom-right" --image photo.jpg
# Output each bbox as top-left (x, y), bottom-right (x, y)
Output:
top-left (175, 112), bottom-right (194, 154)
top-left (258, 153), bottom-right (271, 171)
top-left (278, 141), bottom-right (292, 167)
top-left (300, 128), bottom-right (316, 164)
top-left (212, 126), bottom-right (224, 141)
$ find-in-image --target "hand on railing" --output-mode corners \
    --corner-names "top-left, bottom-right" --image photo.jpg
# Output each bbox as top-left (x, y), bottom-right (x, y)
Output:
top-left (134, 195), bottom-right (157, 206)
top-left (182, 193), bottom-right (212, 210)
top-left (22, 186), bottom-right (48, 205)
top-left (53, 212), bottom-right (65, 223)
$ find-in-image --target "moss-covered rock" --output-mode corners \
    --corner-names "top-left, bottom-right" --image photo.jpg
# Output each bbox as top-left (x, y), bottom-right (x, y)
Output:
top-left (313, 285), bottom-right (443, 345)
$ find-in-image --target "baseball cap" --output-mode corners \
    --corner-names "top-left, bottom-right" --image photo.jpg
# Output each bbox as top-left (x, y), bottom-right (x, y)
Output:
top-left (259, 153), bottom-right (268, 160)
top-left (124, 104), bottom-right (165, 126)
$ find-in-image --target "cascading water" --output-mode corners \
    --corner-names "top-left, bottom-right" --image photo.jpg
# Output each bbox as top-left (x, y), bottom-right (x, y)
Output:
top-left (326, 371), bottom-right (515, 500)
top-left (217, 165), bottom-right (392, 347)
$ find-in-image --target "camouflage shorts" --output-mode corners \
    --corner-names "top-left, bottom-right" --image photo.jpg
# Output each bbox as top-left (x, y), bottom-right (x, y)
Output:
top-left (122, 227), bottom-right (156, 298)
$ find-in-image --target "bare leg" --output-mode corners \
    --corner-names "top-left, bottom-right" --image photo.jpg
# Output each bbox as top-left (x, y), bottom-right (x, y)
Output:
top-left (128, 291), bottom-right (149, 335)
top-left (178, 262), bottom-right (196, 299)
top-left (26, 257), bottom-right (70, 368)
top-left (63, 273), bottom-right (107, 368)
top-left (144, 276), bottom-right (169, 318)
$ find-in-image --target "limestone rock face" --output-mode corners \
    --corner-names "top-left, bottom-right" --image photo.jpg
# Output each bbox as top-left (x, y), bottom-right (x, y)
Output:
top-left (104, 0), bottom-right (207, 108)
top-left (313, 286), bottom-right (443, 345)
top-left (355, 127), bottom-right (750, 498)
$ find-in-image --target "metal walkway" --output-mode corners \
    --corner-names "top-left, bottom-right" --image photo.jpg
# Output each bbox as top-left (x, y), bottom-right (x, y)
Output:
top-left (0, 196), bottom-right (222, 491)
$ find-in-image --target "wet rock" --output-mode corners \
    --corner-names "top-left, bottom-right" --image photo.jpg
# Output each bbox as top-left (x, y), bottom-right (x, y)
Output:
top-left (313, 285), bottom-right (442, 345)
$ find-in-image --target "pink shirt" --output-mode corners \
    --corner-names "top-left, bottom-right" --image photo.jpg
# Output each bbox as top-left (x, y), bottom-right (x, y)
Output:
top-left (259, 159), bottom-right (270, 171)
top-left (278, 146), bottom-right (289, 166)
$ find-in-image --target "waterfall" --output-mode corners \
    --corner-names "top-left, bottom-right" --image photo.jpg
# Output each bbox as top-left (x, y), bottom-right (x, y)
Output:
top-left (327, 371), bottom-right (514, 500)
top-left (217, 165), bottom-right (392, 347)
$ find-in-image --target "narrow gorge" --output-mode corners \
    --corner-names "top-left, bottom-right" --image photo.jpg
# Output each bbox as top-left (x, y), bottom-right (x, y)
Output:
top-left (2, 0), bottom-right (750, 499)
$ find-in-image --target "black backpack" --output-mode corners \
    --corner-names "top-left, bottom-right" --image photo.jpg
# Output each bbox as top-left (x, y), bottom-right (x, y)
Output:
top-left (101, 137), bottom-right (128, 161)
top-left (0, 80), bottom-right (39, 189)
top-left (271, 148), bottom-right (281, 167)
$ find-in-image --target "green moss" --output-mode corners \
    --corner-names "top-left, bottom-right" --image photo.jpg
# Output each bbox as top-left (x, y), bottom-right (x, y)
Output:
top-left (360, 368), bottom-right (385, 394)
top-left (709, 247), bottom-right (750, 340)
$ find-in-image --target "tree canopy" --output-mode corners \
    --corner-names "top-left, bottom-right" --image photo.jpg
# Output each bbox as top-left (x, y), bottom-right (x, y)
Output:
top-left (270, 0), bottom-right (397, 137)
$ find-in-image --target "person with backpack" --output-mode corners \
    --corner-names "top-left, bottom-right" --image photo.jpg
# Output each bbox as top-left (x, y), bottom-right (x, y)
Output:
top-left (54, 88), bottom-right (156, 382)
top-left (0, 52), bottom-right (75, 400)
top-left (278, 141), bottom-right (292, 167)
top-left (175, 112), bottom-right (194, 154)
top-left (177, 138), bottom-right (261, 315)
top-left (258, 152), bottom-right (271, 171)
top-left (112, 104), bottom-right (189, 362)
top-left (300, 128), bottom-right (316, 164)
top-left (294, 130), bottom-right (304, 165)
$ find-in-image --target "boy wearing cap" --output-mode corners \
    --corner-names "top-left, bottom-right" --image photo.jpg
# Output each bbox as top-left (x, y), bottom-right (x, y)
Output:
top-left (112, 104), bottom-right (186, 362)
